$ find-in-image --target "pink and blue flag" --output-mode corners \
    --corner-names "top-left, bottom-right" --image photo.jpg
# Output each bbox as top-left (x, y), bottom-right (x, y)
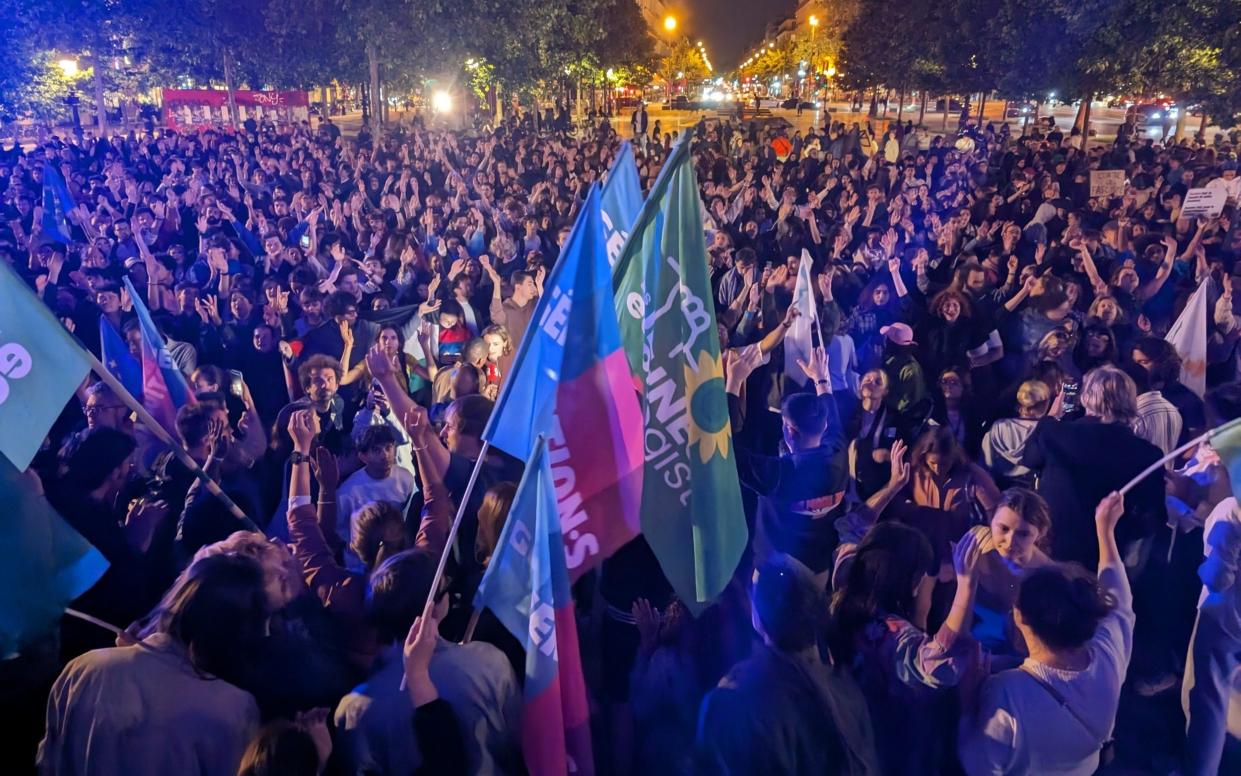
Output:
top-left (481, 184), bottom-right (643, 579)
top-left (474, 436), bottom-right (594, 776)
top-left (122, 277), bottom-right (193, 434)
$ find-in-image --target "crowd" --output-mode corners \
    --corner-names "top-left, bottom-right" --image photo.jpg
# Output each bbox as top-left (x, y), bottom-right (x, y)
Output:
top-left (2, 99), bottom-right (1241, 776)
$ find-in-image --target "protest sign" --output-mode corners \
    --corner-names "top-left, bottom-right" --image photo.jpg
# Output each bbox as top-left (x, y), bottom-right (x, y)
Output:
top-left (1089, 170), bottom-right (1127, 199)
top-left (1180, 188), bottom-right (1228, 220)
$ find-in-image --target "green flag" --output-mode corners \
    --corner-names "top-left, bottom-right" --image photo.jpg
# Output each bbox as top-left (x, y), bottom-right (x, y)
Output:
top-left (0, 261), bottom-right (92, 470)
top-left (613, 136), bottom-right (747, 614)
top-left (0, 456), bottom-right (109, 658)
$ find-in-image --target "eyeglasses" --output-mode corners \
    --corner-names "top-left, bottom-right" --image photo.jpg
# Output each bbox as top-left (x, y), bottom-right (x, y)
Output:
top-left (85, 403), bottom-right (126, 414)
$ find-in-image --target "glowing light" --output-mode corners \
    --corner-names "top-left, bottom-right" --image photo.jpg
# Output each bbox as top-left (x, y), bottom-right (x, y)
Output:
top-left (58, 59), bottom-right (78, 76)
top-left (431, 90), bottom-right (453, 113)
top-left (809, 14), bottom-right (820, 27)
top-left (663, 15), bottom-right (677, 31)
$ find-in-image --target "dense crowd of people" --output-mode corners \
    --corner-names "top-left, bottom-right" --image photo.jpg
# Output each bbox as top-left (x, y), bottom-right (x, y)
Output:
top-left (3, 100), bottom-right (1241, 775)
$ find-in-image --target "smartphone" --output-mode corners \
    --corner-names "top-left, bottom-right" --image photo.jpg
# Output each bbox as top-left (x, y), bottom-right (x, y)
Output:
top-left (1060, 380), bottom-right (1080, 414)
top-left (299, 233), bottom-right (312, 249)
top-left (228, 369), bottom-right (245, 398)
top-left (810, 324), bottom-right (822, 350)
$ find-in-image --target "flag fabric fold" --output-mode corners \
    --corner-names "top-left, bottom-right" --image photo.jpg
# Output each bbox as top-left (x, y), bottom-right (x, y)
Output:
top-left (600, 141), bottom-right (643, 269)
top-left (1166, 277), bottom-right (1209, 398)
top-left (0, 262), bottom-right (92, 470)
top-left (784, 248), bottom-right (820, 388)
top-left (474, 437), bottom-right (594, 776)
top-left (99, 316), bottom-right (143, 400)
top-left (612, 135), bottom-right (748, 614)
top-left (0, 456), bottom-right (109, 658)
top-left (482, 184), bottom-right (644, 579)
top-left (122, 277), bottom-right (193, 435)
top-left (40, 163), bottom-right (77, 245)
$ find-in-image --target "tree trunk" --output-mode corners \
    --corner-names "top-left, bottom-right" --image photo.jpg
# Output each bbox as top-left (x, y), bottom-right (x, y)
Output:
top-left (1198, 109), bottom-right (1209, 141)
top-left (494, 82), bottom-right (503, 124)
top-left (1075, 93), bottom-right (1093, 142)
top-left (1173, 101), bottom-right (1189, 141)
top-left (941, 96), bottom-right (949, 130)
top-left (92, 58), bottom-right (108, 137)
top-left (917, 92), bottom-right (927, 125)
top-left (977, 91), bottom-right (987, 125)
top-left (896, 84), bottom-right (905, 125)
top-left (319, 86), bottom-right (328, 128)
top-left (221, 49), bottom-right (239, 130)
top-left (366, 43), bottom-right (381, 131)
top-left (868, 88), bottom-right (877, 117)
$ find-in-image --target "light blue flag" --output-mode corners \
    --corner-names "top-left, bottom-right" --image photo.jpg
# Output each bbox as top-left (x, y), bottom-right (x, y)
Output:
top-left (99, 315), bottom-right (143, 400)
top-left (600, 141), bottom-right (643, 270)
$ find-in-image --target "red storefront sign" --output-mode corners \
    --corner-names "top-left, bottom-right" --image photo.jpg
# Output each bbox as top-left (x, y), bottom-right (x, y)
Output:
top-left (162, 89), bottom-right (310, 129)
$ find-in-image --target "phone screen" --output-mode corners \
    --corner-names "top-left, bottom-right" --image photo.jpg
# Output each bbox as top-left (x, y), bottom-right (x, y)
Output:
top-left (300, 233), bottom-right (312, 249)
top-left (1061, 381), bottom-right (1080, 414)
top-left (229, 370), bottom-right (245, 397)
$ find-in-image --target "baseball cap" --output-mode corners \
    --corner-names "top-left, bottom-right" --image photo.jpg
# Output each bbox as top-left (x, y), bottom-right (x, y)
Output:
top-left (880, 322), bottom-right (917, 346)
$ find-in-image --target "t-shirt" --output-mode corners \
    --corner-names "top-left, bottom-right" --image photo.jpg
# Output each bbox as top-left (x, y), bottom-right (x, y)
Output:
top-left (958, 560), bottom-right (1134, 775)
top-left (336, 466), bottom-right (417, 571)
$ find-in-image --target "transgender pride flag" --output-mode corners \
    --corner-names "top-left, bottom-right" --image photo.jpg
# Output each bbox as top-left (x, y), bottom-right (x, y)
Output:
top-left (475, 437), bottom-right (594, 776)
top-left (122, 277), bottom-right (193, 435)
top-left (482, 184), bottom-right (644, 579)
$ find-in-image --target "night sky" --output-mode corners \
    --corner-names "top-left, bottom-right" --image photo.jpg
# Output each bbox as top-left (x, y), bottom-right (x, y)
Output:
top-left (683, 0), bottom-right (795, 70)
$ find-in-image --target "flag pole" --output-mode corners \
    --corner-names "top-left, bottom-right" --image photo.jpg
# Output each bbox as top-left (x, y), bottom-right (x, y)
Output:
top-left (64, 607), bottom-right (122, 636)
top-left (1118, 416), bottom-right (1241, 496)
top-left (79, 348), bottom-right (259, 532)
top-left (422, 441), bottom-right (490, 615)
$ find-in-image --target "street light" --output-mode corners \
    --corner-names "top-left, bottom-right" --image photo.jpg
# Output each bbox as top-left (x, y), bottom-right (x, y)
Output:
top-left (58, 59), bottom-right (79, 77)
top-left (431, 90), bottom-right (453, 114)
top-left (663, 14), bottom-right (677, 32)
top-left (809, 14), bottom-right (819, 28)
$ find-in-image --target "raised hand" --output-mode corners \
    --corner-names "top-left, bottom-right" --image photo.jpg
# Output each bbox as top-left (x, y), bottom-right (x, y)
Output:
top-left (310, 445), bottom-right (339, 492)
top-left (366, 343), bottom-right (395, 380)
top-left (796, 344), bottom-right (830, 384)
top-left (887, 438), bottom-right (910, 488)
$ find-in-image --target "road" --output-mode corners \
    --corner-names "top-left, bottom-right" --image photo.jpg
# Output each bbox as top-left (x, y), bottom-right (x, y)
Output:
top-left (334, 100), bottom-right (1219, 146)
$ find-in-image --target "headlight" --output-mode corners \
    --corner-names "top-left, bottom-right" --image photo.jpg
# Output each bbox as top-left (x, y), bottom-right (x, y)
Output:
top-left (1150, 112), bottom-right (1161, 120)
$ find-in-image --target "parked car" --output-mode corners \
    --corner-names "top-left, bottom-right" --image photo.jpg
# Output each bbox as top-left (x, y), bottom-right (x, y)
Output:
top-left (1006, 102), bottom-right (1037, 118)
top-left (1132, 103), bottom-right (1177, 126)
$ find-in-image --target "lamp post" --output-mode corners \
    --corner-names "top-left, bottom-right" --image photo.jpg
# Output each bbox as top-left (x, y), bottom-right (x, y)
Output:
top-left (58, 59), bottom-right (83, 141)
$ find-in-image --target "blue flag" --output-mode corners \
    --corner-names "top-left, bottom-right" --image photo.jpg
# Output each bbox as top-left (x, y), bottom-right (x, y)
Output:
top-left (474, 436), bottom-right (594, 775)
top-left (40, 164), bottom-right (76, 245)
top-left (600, 141), bottom-right (643, 270)
top-left (99, 316), bottom-right (143, 400)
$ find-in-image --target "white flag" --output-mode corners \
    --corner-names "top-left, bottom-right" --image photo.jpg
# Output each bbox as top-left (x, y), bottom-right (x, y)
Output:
top-left (1165, 279), bottom-right (1210, 398)
top-left (784, 249), bottom-right (821, 388)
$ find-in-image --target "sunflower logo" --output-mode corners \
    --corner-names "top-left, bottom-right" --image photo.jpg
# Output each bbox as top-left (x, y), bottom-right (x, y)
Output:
top-left (684, 349), bottom-right (732, 464)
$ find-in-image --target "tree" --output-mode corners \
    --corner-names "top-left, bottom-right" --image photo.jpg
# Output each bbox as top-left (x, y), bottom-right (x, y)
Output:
top-left (662, 36), bottom-right (710, 96)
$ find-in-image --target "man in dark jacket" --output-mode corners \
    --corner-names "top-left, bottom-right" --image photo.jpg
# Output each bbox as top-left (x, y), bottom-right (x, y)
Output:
top-left (696, 558), bottom-right (880, 775)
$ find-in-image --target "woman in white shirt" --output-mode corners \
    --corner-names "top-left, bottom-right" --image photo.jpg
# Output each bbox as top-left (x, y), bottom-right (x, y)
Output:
top-left (959, 491), bottom-right (1133, 775)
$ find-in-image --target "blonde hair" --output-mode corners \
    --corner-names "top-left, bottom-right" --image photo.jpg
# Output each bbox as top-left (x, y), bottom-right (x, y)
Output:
top-left (481, 324), bottom-right (513, 357)
top-left (1081, 365), bottom-right (1138, 425)
top-left (1016, 380), bottom-right (1051, 417)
